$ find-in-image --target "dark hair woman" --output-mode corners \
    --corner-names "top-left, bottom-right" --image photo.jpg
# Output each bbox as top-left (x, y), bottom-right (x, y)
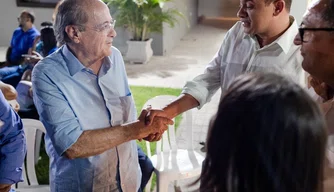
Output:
top-left (199, 73), bottom-right (327, 192)
top-left (39, 24), bottom-right (57, 57)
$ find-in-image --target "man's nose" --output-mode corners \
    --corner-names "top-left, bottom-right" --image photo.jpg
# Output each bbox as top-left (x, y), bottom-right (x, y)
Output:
top-left (108, 28), bottom-right (117, 38)
top-left (237, 6), bottom-right (246, 18)
top-left (294, 33), bottom-right (302, 46)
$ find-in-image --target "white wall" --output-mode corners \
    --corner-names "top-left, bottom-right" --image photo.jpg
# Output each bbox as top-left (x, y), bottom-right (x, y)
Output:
top-left (112, 0), bottom-right (198, 56)
top-left (0, 0), bottom-right (197, 56)
top-left (0, 0), bottom-right (54, 46)
top-left (290, 0), bottom-right (309, 24)
top-left (162, 0), bottom-right (198, 55)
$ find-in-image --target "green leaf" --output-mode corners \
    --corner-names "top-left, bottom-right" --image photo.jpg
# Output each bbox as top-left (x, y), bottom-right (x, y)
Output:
top-left (103, 0), bottom-right (187, 41)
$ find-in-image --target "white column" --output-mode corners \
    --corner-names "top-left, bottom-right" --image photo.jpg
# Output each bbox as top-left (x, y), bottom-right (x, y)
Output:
top-left (290, 0), bottom-right (309, 24)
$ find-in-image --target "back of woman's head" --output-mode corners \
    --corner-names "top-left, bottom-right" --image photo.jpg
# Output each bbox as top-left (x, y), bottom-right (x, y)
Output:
top-left (201, 73), bottom-right (327, 192)
top-left (40, 25), bottom-right (57, 56)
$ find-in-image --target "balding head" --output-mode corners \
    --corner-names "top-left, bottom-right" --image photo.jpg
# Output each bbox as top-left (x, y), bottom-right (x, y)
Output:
top-left (54, 0), bottom-right (106, 45)
top-left (321, 0), bottom-right (334, 27)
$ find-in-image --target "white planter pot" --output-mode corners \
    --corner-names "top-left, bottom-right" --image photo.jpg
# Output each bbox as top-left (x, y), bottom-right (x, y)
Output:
top-left (126, 38), bottom-right (153, 64)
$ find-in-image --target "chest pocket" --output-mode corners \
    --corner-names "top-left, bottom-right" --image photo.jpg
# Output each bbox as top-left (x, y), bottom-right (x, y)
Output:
top-left (106, 95), bottom-right (136, 126)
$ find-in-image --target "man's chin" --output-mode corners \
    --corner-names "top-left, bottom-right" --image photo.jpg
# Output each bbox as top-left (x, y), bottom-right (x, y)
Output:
top-left (242, 27), bottom-right (254, 35)
top-left (301, 61), bottom-right (315, 76)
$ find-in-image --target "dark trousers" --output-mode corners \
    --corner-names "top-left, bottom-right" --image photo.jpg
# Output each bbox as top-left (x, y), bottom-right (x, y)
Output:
top-left (0, 65), bottom-right (27, 87)
top-left (18, 105), bottom-right (39, 120)
top-left (138, 146), bottom-right (154, 191)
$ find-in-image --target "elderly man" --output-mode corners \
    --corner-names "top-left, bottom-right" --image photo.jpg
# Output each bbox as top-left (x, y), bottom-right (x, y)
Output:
top-left (0, 90), bottom-right (25, 192)
top-left (145, 0), bottom-right (305, 141)
top-left (293, 0), bottom-right (334, 191)
top-left (31, 0), bottom-right (172, 191)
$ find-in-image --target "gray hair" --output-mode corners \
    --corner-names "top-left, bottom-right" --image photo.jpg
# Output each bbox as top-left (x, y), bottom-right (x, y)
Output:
top-left (322, 0), bottom-right (334, 27)
top-left (54, 0), bottom-right (89, 45)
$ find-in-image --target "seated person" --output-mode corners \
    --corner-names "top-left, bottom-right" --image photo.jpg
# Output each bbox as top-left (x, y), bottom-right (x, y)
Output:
top-left (0, 90), bottom-right (25, 192)
top-left (198, 73), bottom-right (327, 192)
top-left (22, 21), bottom-right (58, 81)
top-left (17, 22), bottom-right (56, 119)
top-left (33, 21), bottom-right (57, 57)
top-left (0, 10), bottom-right (39, 87)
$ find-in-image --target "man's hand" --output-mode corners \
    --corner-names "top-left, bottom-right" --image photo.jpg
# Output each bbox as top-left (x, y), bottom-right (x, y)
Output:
top-left (137, 108), bottom-right (173, 141)
top-left (8, 99), bottom-right (20, 112)
top-left (26, 51), bottom-right (43, 64)
top-left (0, 82), bottom-right (17, 100)
top-left (310, 76), bottom-right (334, 101)
top-left (142, 108), bottom-right (172, 142)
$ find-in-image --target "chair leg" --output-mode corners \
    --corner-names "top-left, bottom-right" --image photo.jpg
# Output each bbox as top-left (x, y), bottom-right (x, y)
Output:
top-left (174, 180), bottom-right (181, 192)
top-left (156, 175), bottom-right (169, 192)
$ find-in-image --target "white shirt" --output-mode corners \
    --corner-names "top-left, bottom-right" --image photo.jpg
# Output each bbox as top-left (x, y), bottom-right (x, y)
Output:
top-left (182, 18), bottom-right (305, 108)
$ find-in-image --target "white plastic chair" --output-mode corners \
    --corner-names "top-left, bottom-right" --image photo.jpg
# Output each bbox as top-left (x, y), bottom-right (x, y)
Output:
top-left (16, 119), bottom-right (50, 192)
top-left (143, 95), bottom-right (205, 192)
top-left (16, 80), bottom-right (42, 165)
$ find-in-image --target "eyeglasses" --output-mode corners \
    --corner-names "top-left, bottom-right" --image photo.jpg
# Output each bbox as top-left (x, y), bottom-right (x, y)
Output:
top-left (17, 17), bottom-right (28, 22)
top-left (79, 20), bottom-right (116, 33)
top-left (298, 27), bottom-right (334, 43)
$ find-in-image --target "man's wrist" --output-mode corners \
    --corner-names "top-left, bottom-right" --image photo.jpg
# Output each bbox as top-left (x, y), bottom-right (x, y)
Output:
top-left (122, 120), bottom-right (146, 140)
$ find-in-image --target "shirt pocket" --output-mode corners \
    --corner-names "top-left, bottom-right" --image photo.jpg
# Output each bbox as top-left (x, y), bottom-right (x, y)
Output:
top-left (106, 95), bottom-right (136, 126)
top-left (221, 61), bottom-right (246, 89)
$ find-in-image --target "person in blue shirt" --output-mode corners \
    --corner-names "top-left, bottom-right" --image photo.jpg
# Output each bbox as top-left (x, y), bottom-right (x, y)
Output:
top-left (0, 10), bottom-right (40, 88)
top-left (21, 20), bottom-right (155, 190)
top-left (32, 0), bottom-right (172, 191)
top-left (0, 90), bottom-right (26, 192)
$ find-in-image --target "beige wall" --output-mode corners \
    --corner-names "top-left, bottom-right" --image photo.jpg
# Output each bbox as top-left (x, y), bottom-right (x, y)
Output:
top-left (197, 0), bottom-right (309, 23)
top-left (0, 0), bottom-right (54, 47)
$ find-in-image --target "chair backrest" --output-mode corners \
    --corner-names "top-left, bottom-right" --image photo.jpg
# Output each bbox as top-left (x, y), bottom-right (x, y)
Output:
top-left (21, 119), bottom-right (46, 187)
top-left (142, 95), bottom-right (193, 157)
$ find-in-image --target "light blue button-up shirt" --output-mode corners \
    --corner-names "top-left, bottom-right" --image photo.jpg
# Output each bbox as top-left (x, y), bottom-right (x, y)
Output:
top-left (32, 45), bottom-right (141, 192)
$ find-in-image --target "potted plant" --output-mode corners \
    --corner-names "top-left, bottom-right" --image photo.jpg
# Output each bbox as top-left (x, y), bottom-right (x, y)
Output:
top-left (103, 0), bottom-right (185, 64)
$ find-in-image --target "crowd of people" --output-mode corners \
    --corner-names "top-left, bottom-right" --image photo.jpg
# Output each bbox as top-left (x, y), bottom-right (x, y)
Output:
top-left (0, 0), bottom-right (334, 191)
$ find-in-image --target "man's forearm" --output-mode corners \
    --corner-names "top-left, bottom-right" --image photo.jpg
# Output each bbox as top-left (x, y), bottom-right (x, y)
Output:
top-left (163, 93), bottom-right (199, 118)
top-left (65, 121), bottom-right (144, 159)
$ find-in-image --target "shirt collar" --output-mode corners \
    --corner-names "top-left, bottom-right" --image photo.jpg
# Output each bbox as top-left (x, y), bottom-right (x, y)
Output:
top-left (62, 45), bottom-right (113, 76)
top-left (21, 26), bottom-right (36, 33)
top-left (243, 16), bottom-right (298, 54)
top-left (99, 56), bottom-right (112, 77)
top-left (274, 16), bottom-right (298, 54)
top-left (62, 45), bottom-right (85, 76)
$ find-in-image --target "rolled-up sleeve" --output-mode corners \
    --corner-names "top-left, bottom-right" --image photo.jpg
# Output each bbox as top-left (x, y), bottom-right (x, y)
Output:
top-left (32, 66), bottom-right (83, 156)
top-left (182, 33), bottom-right (229, 109)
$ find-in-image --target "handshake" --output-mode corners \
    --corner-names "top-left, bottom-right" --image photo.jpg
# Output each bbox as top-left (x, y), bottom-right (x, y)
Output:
top-left (136, 106), bottom-right (174, 142)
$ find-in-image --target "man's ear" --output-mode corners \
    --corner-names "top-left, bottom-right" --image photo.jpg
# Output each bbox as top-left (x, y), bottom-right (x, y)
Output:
top-left (273, 0), bottom-right (285, 16)
top-left (65, 25), bottom-right (81, 43)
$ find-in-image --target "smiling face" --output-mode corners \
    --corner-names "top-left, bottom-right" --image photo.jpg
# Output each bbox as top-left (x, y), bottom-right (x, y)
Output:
top-left (237, 0), bottom-right (276, 36)
top-left (79, 1), bottom-right (116, 60)
top-left (294, 0), bottom-right (334, 85)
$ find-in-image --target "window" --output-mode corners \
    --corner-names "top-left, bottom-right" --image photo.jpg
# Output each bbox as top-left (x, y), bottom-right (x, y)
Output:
top-left (16, 0), bottom-right (59, 8)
